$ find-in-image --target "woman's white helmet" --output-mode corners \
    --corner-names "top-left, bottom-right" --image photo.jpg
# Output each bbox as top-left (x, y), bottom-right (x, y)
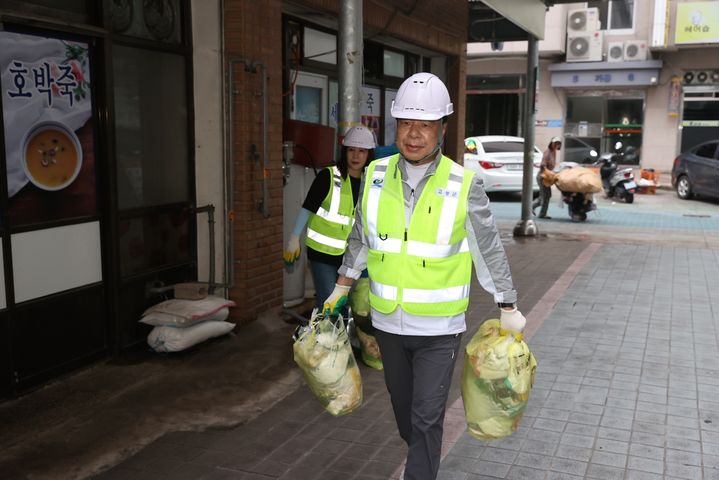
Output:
top-left (342, 125), bottom-right (376, 149)
top-left (391, 72), bottom-right (453, 121)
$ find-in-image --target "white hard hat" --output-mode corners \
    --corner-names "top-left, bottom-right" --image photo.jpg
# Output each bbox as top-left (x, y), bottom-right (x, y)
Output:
top-left (343, 125), bottom-right (376, 149)
top-left (390, 72), bottom-right (454, 121)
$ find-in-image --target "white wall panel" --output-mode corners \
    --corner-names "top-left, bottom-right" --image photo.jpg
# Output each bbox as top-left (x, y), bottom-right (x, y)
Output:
top-left (12, 222), bottom-right (102, 303)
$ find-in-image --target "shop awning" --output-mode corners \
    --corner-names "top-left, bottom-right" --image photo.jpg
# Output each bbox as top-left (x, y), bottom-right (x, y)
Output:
top-left (548, 60), bottom-right (664, 88)
top-left (469, 0), bottom-right (547, 42)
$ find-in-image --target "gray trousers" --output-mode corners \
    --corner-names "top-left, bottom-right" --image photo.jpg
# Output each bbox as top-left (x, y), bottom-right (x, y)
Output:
top-left (375, 329), bottom-right (463, 480)
top-left (532, 171), bottom-right (552, 217)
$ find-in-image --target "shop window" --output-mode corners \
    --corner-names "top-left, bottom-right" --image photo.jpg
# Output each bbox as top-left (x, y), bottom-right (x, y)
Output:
top-left (566, 97), bottom-right (603, 137)
top-left (0, 0), bottom-right (94, 22)
top-left (363, 42), bottom-right (382, 80)
top-left (383, 50), bottom-right (405, 78)
top-left (606, 98), bottom-right (642, 126)
top-left (14, 0), bottom-right (85, 11)
top-left (303, 27), bottom-right (336, 65)
top-left (605, 98), bottom-right (642, 164)
top-left (118, 209), bottom-right (190, 276)
top-left (588, 0), bottom-right (634, 31)
top-left (106, 0), bottom-right (183, 44)
top-left (113, 46), bottom-right (189, 209)
top-left (467, 75), bottom-right (522, 92)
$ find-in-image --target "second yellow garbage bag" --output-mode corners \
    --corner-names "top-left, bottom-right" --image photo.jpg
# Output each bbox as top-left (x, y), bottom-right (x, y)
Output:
top-left (349, 278), bottom-right (384, 370)
top-left (293, 313), bottom-right (363, 416)
top-left (461, 319), bottom-right (537, 440)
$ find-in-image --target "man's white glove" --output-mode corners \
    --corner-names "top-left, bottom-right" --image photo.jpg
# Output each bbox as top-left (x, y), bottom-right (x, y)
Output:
top-left (283, 234), bottom-right (301, 267)
top-left (322, 284), bottom-right (351, 316)
top-left (500, 307), bottom-right (526, 334)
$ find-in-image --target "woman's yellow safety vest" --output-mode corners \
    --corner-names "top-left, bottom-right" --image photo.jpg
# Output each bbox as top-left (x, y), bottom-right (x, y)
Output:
top-left (362, 154), bottom-right (475, 316)
top-left (306, 166), bottom-right (355, 256)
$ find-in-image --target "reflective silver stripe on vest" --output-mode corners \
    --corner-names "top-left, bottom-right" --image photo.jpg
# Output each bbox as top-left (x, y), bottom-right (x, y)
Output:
top-left (316, 206), bottom-right (353, 225)
top-left (315, 166), bottom-right (353, 226)
top-left (368, 236), bottom-right (402, 253)
top-left (307, 227), bottom-right (347, 250)
top-left (370, 280), bottom-right (398, 301)
top-left (365, 158), bottom-right (390, 245)
top-left (436, 165), bottom-right (465, 245)
top-left (402, 284), bottom-right (470, 303)
top-left (406, 238), bottom-right (469, 258)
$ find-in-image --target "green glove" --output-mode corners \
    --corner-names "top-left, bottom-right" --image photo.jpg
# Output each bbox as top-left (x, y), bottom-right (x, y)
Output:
top-left (322, 284), bottom-right (351, 316)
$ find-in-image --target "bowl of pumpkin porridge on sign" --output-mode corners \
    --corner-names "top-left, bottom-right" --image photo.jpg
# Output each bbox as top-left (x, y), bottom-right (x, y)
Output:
top-left (21, 121), bottom-right (83, 191)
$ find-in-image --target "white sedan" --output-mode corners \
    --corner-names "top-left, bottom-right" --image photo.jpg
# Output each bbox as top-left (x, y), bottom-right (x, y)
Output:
top-left (463, 136), bottom-right (542, 193)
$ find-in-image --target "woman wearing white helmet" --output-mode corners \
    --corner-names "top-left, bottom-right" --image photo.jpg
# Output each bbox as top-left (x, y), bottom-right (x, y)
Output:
top-left (322, 72), bottom-right (524, 480)
top-left (283, 125), bottom-right (375, 314)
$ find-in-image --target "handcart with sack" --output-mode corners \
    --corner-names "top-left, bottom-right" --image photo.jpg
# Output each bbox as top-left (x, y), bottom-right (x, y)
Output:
top-left (542, 165), bottom-right (602, 222)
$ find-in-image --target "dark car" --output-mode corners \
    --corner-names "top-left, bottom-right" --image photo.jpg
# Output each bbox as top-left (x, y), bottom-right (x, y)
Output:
top-left (563, 137), bottom-right (598, 164)
top-left (671, 140), bottom-right (719, 200)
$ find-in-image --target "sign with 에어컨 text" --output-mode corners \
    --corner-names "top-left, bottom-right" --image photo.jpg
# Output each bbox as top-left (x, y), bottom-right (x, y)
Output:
top-left (675, 1), bottom-right (719, 44)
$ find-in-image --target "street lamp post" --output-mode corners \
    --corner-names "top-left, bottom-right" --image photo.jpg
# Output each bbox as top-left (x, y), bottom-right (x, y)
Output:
top-left (514, 33), bottom-right (539, 237)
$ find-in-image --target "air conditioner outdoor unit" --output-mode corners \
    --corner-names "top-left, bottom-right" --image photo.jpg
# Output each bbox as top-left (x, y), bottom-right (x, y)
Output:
top-left (682, 70), bottom-right (719, 85)
top-left (567, 7), bottom-right (601, 33)
top-left (607, 41), bottom-right (625, 62)
top-left (567, 31), bottom-right (604, 62)
top-left (624, 40), bottom-right (647, 61)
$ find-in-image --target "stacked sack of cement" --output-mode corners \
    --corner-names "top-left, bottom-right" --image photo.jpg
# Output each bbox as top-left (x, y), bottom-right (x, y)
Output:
top-left (293, 312), bottom-right (363, 416)
top-left (141, 287), bottom-right (236, 353)
top-left (349, 278), bottom-right (383, 370)
top-left (461, 319), bottom-right (537, 440)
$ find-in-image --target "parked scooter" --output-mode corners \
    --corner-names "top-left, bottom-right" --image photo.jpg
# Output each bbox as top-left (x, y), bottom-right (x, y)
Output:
top-left (554, 161), bottom-right (597, 222)
top-left (598, 142), bottom-right (637, 204)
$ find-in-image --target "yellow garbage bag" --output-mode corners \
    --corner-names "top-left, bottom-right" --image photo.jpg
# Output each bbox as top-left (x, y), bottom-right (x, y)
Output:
top-left (350, 279), bottom-right (383, 370)
top-left (293, 313), bottom-right (363, 416)
top-left (461, 319), bottom-right (537, 440)
top-left (355, 326), bottom-right (383, 371)
top-left (349, 278), bottom-right (371, 317)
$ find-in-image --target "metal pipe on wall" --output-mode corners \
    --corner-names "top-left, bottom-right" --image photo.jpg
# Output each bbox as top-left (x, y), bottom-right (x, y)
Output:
top-left (258, 61), bottom-right (270, 219)
top-left (193, 204), bottom-right (216, 290)
top-left (220, 0), bottom-right (232, 291)
top-left (225, 56), bottom-right (271, 290)
top-left (225, 58), bottom-right (238, 290)
top-left (339, 0), bottom-right (363, 131)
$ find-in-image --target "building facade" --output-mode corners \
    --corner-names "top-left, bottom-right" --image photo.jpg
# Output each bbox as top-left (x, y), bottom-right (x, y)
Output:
top-left (467, 0), bottom-right (719, 172)
top-left (0, 0), bottom-right (469, 397)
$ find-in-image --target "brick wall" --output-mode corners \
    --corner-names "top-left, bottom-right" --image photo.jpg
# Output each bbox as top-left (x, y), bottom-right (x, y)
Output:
top-left (224, 0), bottom-right (284, 324)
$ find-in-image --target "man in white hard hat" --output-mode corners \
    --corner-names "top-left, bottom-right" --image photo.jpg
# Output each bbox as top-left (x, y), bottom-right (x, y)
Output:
top-left (322, 73), bottom-right (524, 480)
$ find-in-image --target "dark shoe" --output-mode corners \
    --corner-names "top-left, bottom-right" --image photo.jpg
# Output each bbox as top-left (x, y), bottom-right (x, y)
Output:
top-left (538, 215), bottom-right (552, 219)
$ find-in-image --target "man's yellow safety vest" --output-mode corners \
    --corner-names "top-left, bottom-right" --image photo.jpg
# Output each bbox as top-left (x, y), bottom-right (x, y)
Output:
top-left (306, 166), bottom-right (355, 256)
top-left (362, 154), bottom-right (475, 316)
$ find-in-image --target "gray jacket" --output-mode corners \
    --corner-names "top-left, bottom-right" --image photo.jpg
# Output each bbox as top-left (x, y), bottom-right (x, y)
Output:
top-left (339, 151), bottom-right (517, 320)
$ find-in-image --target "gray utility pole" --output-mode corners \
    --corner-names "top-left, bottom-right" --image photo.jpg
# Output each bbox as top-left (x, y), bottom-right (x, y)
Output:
top-left (338, 0), bottom-right (363, 135)
top-left (513, 34), bottom-right (539, 238)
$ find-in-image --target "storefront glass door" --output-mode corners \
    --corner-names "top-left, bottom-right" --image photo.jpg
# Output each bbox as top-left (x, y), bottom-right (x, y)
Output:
top-left (565, 95), bottom-right (643, 164)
